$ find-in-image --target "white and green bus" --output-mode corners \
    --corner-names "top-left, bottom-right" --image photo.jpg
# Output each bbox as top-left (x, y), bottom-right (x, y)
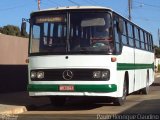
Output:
top-left (26, 6), bottom-right (154, 106)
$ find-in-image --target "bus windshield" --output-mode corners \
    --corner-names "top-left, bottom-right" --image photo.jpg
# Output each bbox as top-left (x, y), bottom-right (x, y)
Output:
top-left (30, 12), bottom-right (113, 55)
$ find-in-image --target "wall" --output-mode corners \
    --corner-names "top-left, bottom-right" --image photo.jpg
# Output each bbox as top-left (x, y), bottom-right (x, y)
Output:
top-left (155, 58), bottom-right (160, 72)
top-left (0, 34), bottom-right (28, 93)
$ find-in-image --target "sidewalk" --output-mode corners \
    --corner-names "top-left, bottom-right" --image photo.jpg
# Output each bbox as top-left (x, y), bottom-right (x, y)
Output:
top-left (155, 72), bottom-right (160, 78)
top-left (0, 92), bottom-right (50, 115)
top-left (0, 104), bottom-right (26, 115)
top-left (0, 73), bottom-right (160, 115)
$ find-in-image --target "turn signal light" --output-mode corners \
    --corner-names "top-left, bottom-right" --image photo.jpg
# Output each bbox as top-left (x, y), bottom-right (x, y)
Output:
top-left (111, 57), bottom-right (117, 62)
top-left (25, 59), bottom-right (29, 63)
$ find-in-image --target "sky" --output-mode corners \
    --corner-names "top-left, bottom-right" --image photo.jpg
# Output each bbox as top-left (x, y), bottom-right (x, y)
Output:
top-left (0, 0), bottom-right (160, 45)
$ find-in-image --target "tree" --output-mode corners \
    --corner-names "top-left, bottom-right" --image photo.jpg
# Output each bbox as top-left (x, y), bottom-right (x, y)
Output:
top-left (0, 25), bottom-right (28, 37)
top-left (0, 27), bottom-right (3, 33)
top-left (154, 45), bottom-right (160, 58)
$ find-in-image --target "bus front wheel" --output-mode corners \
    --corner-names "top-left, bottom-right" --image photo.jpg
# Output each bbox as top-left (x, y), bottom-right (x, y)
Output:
top-left (113, 80), bottom-right (127, 106)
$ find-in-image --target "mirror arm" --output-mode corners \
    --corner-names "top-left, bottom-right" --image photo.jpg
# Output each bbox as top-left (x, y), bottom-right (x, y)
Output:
top-left (22, 18), bottom-right (30, 23)
top-left (21, 18), bottom-right (29, 37)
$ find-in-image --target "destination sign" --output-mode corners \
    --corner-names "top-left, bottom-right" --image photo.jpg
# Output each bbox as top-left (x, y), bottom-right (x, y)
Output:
top-left (36, 16), bottom-right (65, 23)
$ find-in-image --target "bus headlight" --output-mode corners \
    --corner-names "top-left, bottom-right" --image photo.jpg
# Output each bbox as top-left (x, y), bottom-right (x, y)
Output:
top-left (30, 71), bottom-right (44, 79)
top-left (93, 71), bottom-right (101, 78)
top-left (102, 71), bottom-right (109, 79)
top-left (31, 71), bottom-right (37, 79)
top-left (37, 71), bottom-right (44, 79)
top-left (93, 70), bottom-right (110, 80)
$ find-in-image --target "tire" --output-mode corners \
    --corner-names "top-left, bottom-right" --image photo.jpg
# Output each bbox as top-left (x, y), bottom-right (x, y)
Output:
top-left (113, 80), bottom-right (127, 106)
top-left (50, 96), bottom-right (66, 106)
top-left (141, 72), bottom-right (149, 95)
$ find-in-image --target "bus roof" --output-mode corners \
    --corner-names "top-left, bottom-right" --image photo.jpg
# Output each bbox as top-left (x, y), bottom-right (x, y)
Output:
top-left (32, 6), bottom-right (112, 13)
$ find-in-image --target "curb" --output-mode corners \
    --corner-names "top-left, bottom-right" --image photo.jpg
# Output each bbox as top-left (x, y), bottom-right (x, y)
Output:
top-left (0, 104), bottom-right (27, 115)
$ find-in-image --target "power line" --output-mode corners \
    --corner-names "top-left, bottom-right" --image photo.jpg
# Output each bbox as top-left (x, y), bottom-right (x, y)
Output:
top-left (133, 16), bottom-right (160, 23)
top-left (87, 0), bottom-right (98, 5)
top-left (68, 0), bottom-right (80, 6)
top-left (131, 1), bottom-right (160, 23)
top-left (88, 0), bottom-right (103, 6)
top-left (134, 1), bottom-right (160, 9)
top-left (84, 0), bottom-right (95, 6)
top-left (123, 7), bottom-right (129, 18)
top-left (0, 4), bottom-right (30, 11)
top-left (47, 0), bottom-right (61, 6)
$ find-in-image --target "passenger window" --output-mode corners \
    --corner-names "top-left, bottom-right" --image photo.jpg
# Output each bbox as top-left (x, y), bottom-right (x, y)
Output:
top-left (140, 30), bottom-right (145, 49)
top-left (134, 27), bottom-right (139, 40)
top-left (127, 23), bottom-right (133, 38)
top-left (121, 20), bottom-right (128, 45)
top-left (114, 18), bottom-right (121, 53)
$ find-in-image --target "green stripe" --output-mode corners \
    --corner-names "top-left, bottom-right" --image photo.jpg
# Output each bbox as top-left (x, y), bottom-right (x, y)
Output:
top-left (117, 63), bottom-right (154, 70)
top-left (28, 84), bottom-right (117, 92)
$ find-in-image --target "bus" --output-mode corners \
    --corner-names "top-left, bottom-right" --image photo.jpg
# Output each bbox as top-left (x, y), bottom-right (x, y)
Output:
top-left (25, 6), bottom-right (154, 106)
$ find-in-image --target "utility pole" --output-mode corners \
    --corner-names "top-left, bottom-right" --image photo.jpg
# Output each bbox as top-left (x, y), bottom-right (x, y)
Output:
top-left (38, 0), bottom-right (40, 10)
top-left (128, 0), bottom-right (132, 21)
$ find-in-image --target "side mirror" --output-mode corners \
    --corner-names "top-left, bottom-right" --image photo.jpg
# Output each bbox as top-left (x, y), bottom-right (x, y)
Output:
top-left (21, 21), bottom-right (26, 36)
top-left (21, 18), bottom-right (29, 37)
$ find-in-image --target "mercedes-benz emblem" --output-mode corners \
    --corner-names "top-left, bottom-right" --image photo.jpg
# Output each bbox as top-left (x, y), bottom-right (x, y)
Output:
top-left (62, 70), bottom-right (73, 80)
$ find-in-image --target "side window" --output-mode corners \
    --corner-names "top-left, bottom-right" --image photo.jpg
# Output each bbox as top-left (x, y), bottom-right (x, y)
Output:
top-left (114, 17), bottom-right (121, 53)
top-left (148, 34), bottom-right (151, 51)
top-left (121, 20), bottom-right (128, 45)
top-left (127, 23), bottom-right (133, 38)
top-left (127, 23), bottom-right (134, 47)
top-left (144, 33), bottom-right (148, 50)
top-left (140, 30), bottom-right (145, 49)
top-left (150, 35), bottom-right (153, 51)
top-left (134, 27), bottom-right (140, 48)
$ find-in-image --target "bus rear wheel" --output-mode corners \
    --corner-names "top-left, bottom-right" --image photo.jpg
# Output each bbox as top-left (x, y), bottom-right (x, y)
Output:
top-left (50, 96), bottom-right (66, 106)
top-left (113, 80), bottom-right (127, 106)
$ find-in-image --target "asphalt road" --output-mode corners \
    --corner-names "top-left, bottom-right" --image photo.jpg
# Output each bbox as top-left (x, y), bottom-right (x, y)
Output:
top-left (15, 76), bottom-right (160, 120)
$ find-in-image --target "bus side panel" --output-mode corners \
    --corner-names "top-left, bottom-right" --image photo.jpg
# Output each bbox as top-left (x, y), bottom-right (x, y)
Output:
top-left (117, 46), bottom-right (135, 94)
top-left (135, 49), bottom-right (154, 91)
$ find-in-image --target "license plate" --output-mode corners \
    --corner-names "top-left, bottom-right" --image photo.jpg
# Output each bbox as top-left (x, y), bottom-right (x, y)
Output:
top-left (59, 85), bottom-right (74, 91)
